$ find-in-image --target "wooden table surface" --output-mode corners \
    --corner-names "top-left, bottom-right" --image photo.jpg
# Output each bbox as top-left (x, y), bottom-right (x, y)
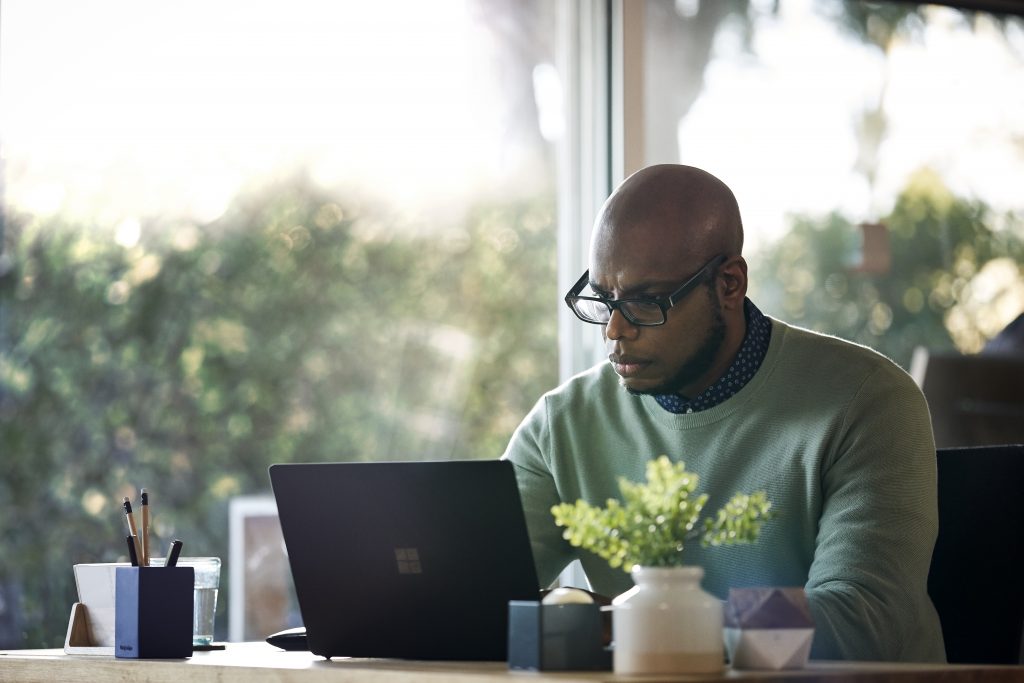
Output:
top-left (1, 642), bottom-right (1022, 683)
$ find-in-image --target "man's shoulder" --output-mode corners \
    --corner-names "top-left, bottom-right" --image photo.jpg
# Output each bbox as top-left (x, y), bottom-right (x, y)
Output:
top-left (530, 361), bottom-right (649, 422)
top-left (511, 362), bottom-right (635, 443)
top-left (771, 318), bottom-right (919, 390)
top-left (775, 319), bottom-right (901, 366)
top-left (544, 361), bottom-right (620, 403)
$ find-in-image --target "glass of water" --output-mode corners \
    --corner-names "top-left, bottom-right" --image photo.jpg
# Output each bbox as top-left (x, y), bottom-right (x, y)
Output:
top-left (150, 556), bottom-right (221, 646)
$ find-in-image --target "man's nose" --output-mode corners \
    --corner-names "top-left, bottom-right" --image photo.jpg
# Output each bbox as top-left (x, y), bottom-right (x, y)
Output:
top-left (604, 307), bottom-right (640, 341)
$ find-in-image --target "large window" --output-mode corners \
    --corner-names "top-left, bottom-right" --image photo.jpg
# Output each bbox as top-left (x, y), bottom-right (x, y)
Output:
top-left (7, 0), bottom-right (1019, 650)
top-left (0, 1), bottom-right (564, 647)
top-left (640, 0), bottom-right (1024, 367)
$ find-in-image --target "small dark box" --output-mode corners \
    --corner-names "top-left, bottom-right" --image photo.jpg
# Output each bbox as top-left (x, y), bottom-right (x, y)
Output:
top-left (115, 566), bottom-right (194, 659)
top-left (507, 600), bottom-right (611, 671)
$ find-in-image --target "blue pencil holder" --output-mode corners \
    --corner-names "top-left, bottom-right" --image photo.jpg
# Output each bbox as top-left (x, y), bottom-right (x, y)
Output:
top-left (115, 566), bottom-right (194, 659)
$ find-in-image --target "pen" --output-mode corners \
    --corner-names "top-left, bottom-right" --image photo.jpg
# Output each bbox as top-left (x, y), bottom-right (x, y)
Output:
top-left (140, 488), bottom-right (150, 567)
top-left (166, 539), bottom-right (183, 568)
top-left (123, 497), bottom-right (144, 565)
top-left (126, 534), bottom-right (139, 567)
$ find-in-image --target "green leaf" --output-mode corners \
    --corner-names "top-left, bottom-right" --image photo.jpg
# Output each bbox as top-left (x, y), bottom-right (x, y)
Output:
top-left (551, 456), bottom-right (774, 572)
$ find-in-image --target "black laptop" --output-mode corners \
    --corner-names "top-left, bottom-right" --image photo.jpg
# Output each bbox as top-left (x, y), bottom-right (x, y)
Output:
top-left (268, 459), bottom-right (540, 661)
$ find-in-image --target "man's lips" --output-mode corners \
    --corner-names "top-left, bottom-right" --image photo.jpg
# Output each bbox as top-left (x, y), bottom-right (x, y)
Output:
top-left (609, 354), bottom-right (650, 378)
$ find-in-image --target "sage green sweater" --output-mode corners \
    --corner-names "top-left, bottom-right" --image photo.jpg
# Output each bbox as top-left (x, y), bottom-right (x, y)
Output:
top-left (503, 318), bottom-right (946, 662)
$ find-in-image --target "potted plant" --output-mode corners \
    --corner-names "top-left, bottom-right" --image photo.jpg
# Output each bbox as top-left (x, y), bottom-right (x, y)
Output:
top-left (551, 455), bottom-right (774, 675)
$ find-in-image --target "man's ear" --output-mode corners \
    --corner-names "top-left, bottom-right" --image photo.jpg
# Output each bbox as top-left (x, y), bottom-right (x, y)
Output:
top-left (717, 256), bottom-right (748, 311)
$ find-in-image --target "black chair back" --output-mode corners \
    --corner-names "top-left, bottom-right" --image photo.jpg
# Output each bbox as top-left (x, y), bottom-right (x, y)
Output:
top-left (928, 444), bottom-right (1024, 664)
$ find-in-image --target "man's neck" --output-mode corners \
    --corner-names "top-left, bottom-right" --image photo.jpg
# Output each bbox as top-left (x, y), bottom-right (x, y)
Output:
top-left (676, 312), bottom-right (747, 400)
top-left (653, 298), bottom-right (772, 415)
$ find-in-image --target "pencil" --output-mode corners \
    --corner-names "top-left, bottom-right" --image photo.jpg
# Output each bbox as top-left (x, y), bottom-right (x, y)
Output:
top-left (123, 497), bottom-right (144, 565)
top-left (140, 488), bottom-right (150, 567)
top-left (126, 534), bottom-right (140, 567)
top-left (165, 539), bottom-right (183, 568)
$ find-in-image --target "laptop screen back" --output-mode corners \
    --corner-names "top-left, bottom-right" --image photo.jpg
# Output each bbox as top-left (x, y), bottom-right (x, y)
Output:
top-left (269, 459), bottom-right (540, 661)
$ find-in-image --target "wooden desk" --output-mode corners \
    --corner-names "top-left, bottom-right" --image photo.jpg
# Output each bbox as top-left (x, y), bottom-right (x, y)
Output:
top-left (1, 643), bottom-right (1022, 683)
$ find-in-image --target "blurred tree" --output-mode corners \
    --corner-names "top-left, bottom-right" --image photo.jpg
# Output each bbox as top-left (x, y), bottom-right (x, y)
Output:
top-left (0, 175), bottom-right (557, 647)
top-left (750, 168), bottom-right (1024, 368)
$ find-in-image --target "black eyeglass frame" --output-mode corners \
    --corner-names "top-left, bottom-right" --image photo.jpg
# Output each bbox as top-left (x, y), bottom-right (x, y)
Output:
top-left (564, 254), bottom-right (728, 327)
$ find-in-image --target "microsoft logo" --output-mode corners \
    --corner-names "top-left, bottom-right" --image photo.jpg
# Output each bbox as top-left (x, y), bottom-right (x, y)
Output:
top-left (394, 547), bottom-right (422, 574)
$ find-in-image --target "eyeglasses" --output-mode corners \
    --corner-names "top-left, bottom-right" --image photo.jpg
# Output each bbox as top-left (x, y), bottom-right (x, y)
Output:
top-left (564, 254), bottom-right (727, 327)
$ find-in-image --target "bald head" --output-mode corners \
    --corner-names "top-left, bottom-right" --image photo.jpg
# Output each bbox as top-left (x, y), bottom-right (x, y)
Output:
top-left (584, 165), bottom-right (750, 398)
top-left (592, 164), bottom-right (743, 270)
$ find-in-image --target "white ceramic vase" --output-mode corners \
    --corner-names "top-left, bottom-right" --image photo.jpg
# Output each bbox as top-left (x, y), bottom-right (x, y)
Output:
top-left (611, 565), bottom-right (724, 675)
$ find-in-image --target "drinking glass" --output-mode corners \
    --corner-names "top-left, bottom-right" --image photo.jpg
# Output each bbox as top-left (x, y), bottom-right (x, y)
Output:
top-left (150, 556), bottom-right (221, 646)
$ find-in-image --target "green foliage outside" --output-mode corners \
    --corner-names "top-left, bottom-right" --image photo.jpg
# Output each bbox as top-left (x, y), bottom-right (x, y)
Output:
top-left (551, 456), bottom-right (774, 572)
top-left (2, 167), bottom-right (1020, 647)
top-left (749, 169), bottom-right (1024, 369)
top-left (2, 167), bottom-right (1021, 647)
top-left (0, 176), bottom-right (558, 647)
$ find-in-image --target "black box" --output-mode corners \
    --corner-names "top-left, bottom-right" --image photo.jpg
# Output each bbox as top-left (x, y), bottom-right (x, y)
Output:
top-left (115, 566), bottom-right (194, 659)
top-left (507, 600), bottom-right (611, 671)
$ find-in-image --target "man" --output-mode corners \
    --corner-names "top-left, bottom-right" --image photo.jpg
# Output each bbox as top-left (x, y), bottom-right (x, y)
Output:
top-left (502, 164), bottom-right (946, 662)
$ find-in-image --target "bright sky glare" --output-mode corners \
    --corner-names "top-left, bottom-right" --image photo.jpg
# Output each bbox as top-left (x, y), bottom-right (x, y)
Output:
top-left (677, 1), bottom-right (1024, 250)
top-left (0, 0), bottom-right (516, 225)
top-left (2, 0), bottom-right (1021, 248)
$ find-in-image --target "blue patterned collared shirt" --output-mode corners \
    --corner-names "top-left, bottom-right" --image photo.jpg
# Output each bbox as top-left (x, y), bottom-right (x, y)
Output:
top-left (654, 299), bottom-right (772, 414)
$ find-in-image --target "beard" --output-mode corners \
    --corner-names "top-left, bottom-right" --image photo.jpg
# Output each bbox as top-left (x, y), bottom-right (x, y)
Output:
top-left (625, 287), bottom-right (727, 397)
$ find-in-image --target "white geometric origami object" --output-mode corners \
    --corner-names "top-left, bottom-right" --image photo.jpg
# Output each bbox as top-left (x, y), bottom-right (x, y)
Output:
top-left (723, 587), bottom-right (815, 671)
top-left (724, 627), bottom-right (814, 670)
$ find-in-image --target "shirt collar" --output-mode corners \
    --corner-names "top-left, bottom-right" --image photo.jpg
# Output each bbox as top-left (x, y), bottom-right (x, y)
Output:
top-left (653, 298), bottom-right (772, 414)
